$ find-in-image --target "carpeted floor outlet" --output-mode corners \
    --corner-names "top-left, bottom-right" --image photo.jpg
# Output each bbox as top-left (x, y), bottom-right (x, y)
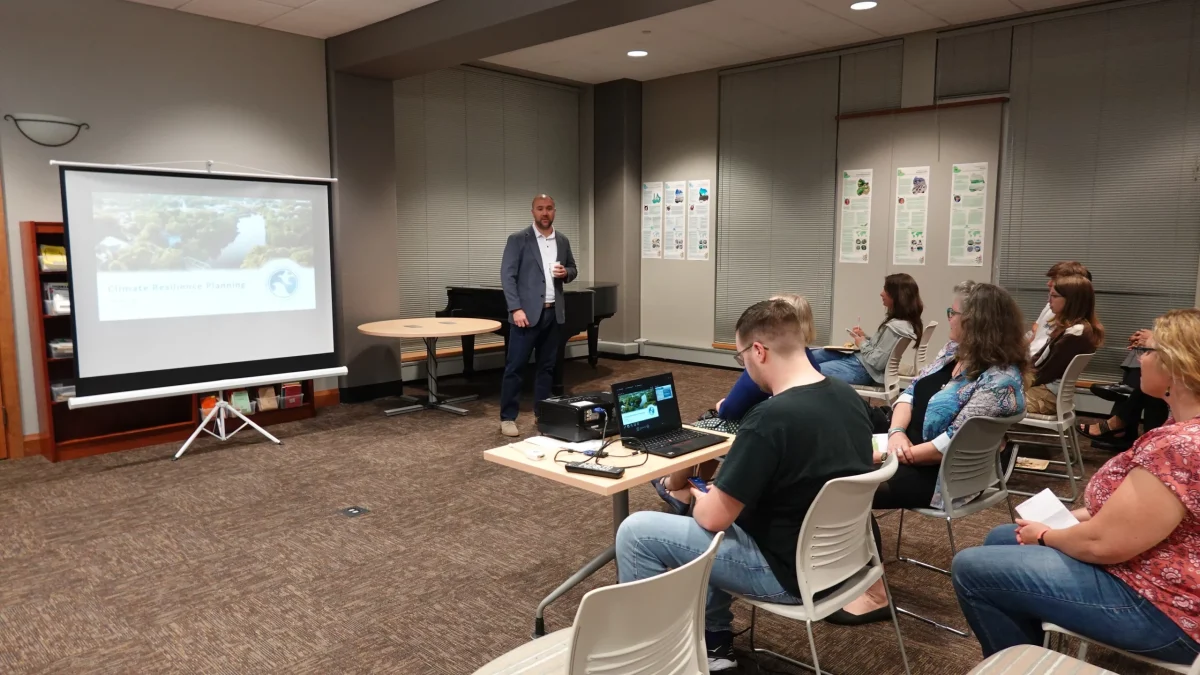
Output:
top-left (0, 358), bottom-right (1140, 674)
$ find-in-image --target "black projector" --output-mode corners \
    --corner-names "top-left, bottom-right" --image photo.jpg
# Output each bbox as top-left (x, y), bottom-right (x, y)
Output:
top-left (535, 392), bottom-right (617, 443)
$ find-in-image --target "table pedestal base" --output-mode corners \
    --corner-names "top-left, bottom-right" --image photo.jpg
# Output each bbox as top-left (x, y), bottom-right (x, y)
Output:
top-left (532, 490), bottom-right (630, 638)
top-left (387, 337), bottom-right (480, 417)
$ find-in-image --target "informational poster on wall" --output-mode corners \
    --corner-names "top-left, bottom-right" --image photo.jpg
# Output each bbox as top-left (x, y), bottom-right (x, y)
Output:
top-left (641, 182), bottom-right (663, 259)
top-left (948, 162), bottom-right (988, 267)
top-left (663, 181), bottom-right (686, 260)
top-left (687, 179), bottom-right (711, 261)
top-left (892, 166), bottom-right (930, 266)
top-left (838, 169), bottom-right (872, 263)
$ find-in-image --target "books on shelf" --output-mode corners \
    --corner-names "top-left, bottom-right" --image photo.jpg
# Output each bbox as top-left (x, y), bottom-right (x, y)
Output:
top-left (38, 245), bottom-right (67, 272)
top-left (42, 282), bottom-right (70, 315)
top-left (48, 338), bottom-right (74, 358)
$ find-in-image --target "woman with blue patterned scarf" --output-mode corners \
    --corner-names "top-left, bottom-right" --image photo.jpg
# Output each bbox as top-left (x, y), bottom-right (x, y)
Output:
top-left (826, 281), bottom-right (1028, 626)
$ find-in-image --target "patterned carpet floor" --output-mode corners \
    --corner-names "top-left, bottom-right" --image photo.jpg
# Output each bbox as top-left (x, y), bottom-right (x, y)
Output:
top-left (0, 357), bottom-right (1141, 674)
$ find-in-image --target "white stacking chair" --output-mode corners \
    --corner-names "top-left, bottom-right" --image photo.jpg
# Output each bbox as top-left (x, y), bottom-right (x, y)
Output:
top-left (1042, 623), bottom-right (1199, 674)
top-left (893, 414), bottom-right (1025, 636)
top-left (852, 336), bottom-right (915, 406)
top-left (966, 644), bottom-right (1200, 675)
top-left (471, 531), bottom-right (724, 675)
top-left (898, 321), bottom-right (939, 388)
top-left (1005, 353), bottom-right (1093, 504)
top-left (735, 454), bottom-right (911, 675)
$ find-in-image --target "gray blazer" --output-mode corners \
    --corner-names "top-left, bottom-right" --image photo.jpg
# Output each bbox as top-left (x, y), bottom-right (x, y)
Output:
top-left (501, 226), bottom-right (578, 325)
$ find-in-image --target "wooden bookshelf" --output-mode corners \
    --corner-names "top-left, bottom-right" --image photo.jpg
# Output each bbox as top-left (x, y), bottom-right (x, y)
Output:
top-left (21, 221), bottom-right (317, 462)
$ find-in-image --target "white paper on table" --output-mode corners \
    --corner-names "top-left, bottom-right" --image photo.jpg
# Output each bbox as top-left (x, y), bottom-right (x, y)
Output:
top-left (1015, 488), bottom-right (1080, 529)
top-left (525, 436), bottom-right (568, 450)
top-left (565, 439), bottom-right (603, 453)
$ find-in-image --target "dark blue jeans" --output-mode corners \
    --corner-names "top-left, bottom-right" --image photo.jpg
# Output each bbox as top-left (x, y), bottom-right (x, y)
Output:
top-left (952, 524), bottom-right (1200, 665)
top-left (500, 306), bottom-right (560, 421)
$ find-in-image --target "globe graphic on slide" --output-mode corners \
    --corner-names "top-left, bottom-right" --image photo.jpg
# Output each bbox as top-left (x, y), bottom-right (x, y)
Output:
top-left (269, 269), bottom-right (299, 298)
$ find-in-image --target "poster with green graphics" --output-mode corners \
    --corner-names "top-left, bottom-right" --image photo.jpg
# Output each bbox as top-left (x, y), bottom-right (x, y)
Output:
top-left (948, 162), bottom-right (988, 266)
top-left (892, 166), bottom-right (930, 266)
top-left (642, 182), bottom-right (663, 259)
top-left (839, 169), bottom-right (873, 263)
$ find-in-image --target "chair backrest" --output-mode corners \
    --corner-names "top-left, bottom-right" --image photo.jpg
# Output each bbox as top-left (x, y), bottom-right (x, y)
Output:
top-left (567, 531), bottom-right (723, 675)
top-left (1191, 651), bottom-right (1200, 675)
top-left (939, 414), bottom-right (1026, 515)
top-left (881, 336), bottom-right (916, 399)
top-left (1055, 353), bottom-right (1094, 423)
top-left (793, 454), bottom-right (899, 608)
top-left (913, 321), bottom-right (939, 371)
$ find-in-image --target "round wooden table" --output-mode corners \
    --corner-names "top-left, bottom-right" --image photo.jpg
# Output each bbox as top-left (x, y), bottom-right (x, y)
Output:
top-left (358, 317), bottom-right (502, 416)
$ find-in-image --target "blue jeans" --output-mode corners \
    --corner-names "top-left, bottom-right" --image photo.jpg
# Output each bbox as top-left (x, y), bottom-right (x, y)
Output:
top-left (500, 306), bottom-right (560, 421)
top-left (615, 511), bottom-right (801, 633)
top-left (952, 525), bottom-right (1200, 665)
top-left (810, 349), bottom-right (875, 385)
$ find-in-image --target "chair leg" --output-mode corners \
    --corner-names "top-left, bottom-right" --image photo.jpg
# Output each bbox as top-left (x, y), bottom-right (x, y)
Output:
top-left (748, 606), bottom-right (757, 652)
top-left (805, 620), bottom-right (822, 675)
top-left (1005, 494), bottom-right (1017, 523)
top-left (946, 517), bottom-right (957, 559)
top-left (895, 509), bottom-right (906, 562)
top-left (882, 573), bottom-right (912, 675)
top-left (1059, 431), bottom-right (1079, 503)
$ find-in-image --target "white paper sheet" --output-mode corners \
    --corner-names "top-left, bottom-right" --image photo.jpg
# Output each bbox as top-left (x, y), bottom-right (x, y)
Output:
top-left (892, 166), bottom-right (929, 266)
top-left (948, 162), bottom-right (988, 267)
top-left (664, 181), bottom-right (686, 259)
top-left (687, 179), bottom-right (711, 260)
top-left (641, 182), bottom-right (663, 259)
top-left (1015, 488), bottom-right (1080, 530)
top-left (839, 169), bottom-right (872, 263)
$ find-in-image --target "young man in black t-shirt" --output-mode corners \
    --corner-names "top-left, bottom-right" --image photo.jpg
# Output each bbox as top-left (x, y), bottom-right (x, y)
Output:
top-left (615, 299), bottom-right (874, 671)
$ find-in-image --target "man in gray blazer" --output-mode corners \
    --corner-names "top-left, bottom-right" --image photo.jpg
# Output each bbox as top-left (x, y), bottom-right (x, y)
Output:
top-left (499, 194), bottom-right (578, 436)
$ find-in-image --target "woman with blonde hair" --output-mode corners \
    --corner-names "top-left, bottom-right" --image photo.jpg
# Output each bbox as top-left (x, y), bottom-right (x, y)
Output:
top-left (1025, 274), bottom-right (1103, 415)
top-left (653, 294), bottom-right (818, 514)
top-left (952, 309), bottom-right (1200, 664)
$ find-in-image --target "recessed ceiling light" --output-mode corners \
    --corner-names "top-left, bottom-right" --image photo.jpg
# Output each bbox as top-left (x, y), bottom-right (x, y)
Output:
top-left (851, 1), bottom-right (877, 9)
top-left (627, 50), bottom-right (649, 58)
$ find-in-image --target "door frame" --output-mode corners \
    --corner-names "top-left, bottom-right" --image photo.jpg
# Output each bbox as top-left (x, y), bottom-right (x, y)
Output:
top-left (0, 170), bottom-right (25, 458)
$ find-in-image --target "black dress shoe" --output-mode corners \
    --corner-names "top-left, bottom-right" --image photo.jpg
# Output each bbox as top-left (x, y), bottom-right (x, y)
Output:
top-left (1090, 383), bottom-right (1134, 403)
top-left (824, 607), bottom-right (893, 626)
top-left (1091, 436), bottom-right (1135, 452)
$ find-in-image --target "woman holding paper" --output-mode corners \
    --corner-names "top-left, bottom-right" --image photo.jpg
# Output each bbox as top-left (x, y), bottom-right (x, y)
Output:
top-left (828, 281), bottom-right (1028, 625)
top-left (810, 273), bottom-right (923, 386)
top-left (951, 309), bottom-right (1200, 665)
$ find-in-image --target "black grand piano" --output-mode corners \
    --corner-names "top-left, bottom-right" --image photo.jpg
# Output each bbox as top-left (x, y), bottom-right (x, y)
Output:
top-left (437, 282), bottom-right (619, 395)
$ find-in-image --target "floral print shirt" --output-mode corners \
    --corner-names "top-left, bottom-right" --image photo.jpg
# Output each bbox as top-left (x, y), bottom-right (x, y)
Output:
top-left (1086, 416), bottom-right (1200, 643)
top-left (899, 340), bottom-right (1026, 508)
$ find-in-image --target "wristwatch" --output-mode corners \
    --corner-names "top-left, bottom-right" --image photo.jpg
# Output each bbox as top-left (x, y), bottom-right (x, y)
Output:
top-left (1037, 530), bottom-right (1048, 546)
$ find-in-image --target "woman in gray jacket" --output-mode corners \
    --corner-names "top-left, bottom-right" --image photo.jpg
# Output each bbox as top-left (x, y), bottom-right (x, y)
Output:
top-left (811, 273), bottom-right (923, 385)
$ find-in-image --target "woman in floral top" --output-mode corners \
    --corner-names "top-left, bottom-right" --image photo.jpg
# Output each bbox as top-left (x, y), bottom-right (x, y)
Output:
top-left (829, 281), bottom-right (1028, 626)
top-left (952, 309), bottom-right (1200, 665)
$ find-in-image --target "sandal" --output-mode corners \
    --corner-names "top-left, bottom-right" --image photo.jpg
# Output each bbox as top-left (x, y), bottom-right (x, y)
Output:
top-left (1077, 420), bottom-right (1126, 441)
top-left (652, 477), bottom-right (691, 515)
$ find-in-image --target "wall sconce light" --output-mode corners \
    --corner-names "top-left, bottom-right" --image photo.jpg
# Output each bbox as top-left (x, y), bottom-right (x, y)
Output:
top-left (3, 113), bottom-right (90, 147)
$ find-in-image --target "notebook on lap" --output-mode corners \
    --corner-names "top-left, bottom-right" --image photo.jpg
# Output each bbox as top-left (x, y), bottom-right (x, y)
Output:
top-left (611, 373), bottom-right (725, 458)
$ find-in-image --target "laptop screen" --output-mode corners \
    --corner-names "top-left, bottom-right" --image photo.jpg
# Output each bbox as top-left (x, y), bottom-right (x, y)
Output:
top-left (612, 373), bottom-right (682, 438)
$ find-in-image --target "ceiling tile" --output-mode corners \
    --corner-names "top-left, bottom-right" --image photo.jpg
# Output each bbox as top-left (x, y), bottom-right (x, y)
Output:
top-left (1010, 0), bottom-right (1087, 10)
top-left (907, 0), bottom-right (1023, 25)
top-left (124, 0), bottom-right (191, 8)
top-left (178, 0), bottom-right (293, 25)
top-left (802, 0), bottom-right (949, 37)
top-left (259, 0), bottom-right (317, 8)
top-left (733, 0), bottom-right (881, 48)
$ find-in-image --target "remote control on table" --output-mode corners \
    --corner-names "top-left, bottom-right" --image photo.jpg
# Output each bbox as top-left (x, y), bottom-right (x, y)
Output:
top-left (564, 461), bottom-right (625, 479)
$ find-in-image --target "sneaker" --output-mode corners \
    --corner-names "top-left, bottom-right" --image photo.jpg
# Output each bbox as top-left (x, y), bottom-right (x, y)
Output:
top-left (705, 630), bottom-right (737, 671)
top-left (500, 420), bottom-right (519, 437)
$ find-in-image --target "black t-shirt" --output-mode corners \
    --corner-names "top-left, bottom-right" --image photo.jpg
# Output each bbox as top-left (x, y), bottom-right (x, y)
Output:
top-left (714, 378), bottom-right (874, 596)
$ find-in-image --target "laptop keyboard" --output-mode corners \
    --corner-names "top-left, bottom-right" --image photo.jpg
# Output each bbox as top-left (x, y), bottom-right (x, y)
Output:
top-left (643, 428), bottom-right (706, 450)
